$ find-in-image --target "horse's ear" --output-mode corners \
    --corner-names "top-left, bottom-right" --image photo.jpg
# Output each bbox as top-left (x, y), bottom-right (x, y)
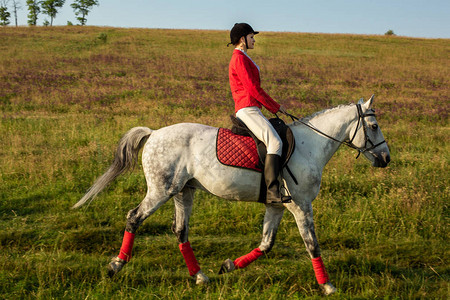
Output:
top-left (363, 94), bottom-right (375, 110)
top-left (357, 98), bottom-right (364, 105)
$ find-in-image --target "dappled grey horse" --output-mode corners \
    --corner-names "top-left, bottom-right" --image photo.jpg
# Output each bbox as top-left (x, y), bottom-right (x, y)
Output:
top-left (73, 96), bottom-right (390, 295)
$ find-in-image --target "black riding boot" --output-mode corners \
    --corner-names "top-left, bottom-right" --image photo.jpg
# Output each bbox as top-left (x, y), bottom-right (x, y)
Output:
top-left (264, 154), bottom-right (291, 204)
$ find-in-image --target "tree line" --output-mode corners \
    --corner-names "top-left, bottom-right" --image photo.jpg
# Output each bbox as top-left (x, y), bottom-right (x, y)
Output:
top-left (0, 0), bottom-right (99, 26)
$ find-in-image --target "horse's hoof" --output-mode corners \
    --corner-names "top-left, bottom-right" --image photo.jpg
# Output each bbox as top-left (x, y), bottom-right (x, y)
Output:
top-left (320, 281), bottom-right (337, 295)
top-left (194, 270), bottom-right (209, 285)
top-left (107, 256), bottom-right (127, 278)
top-left (218, 258), bottom-right (235, 274)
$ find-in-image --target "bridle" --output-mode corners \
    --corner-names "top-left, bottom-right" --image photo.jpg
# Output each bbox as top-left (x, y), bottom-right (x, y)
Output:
top-left (285, 104), bottom-right (387, 159)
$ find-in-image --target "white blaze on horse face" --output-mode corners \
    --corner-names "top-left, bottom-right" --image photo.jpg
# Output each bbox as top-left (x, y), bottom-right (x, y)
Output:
top-left (358, 97), bottom-right (391, 167)
top-left (361, 115), bottom-right (390, 167)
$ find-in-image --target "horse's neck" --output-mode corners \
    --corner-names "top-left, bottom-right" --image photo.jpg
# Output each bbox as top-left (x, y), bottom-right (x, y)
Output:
top-left (292, 105), bottom-right (356, 167)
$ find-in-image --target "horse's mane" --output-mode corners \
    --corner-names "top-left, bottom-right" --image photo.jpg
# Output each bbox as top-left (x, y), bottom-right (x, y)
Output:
top-left (292, 103), bottom-right (354, 125)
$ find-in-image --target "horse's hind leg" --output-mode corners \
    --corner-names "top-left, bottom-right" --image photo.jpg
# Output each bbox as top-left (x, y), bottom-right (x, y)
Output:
top-left (219, 205), bottom-right (285, 273)
top-left (108, 190), bottom-right (172, 277)
top-left (172, 186), bottom-right (209, 284)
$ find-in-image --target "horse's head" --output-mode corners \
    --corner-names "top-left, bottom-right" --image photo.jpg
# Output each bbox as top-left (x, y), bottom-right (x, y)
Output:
top-left (349, 95), bottom-right (391, 168)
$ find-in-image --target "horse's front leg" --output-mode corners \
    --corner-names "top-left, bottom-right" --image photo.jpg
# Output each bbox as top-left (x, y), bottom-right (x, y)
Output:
top-left (285, 201), bottom-right (337, 295)
top-left (219, 204), bottom-right (285, 273)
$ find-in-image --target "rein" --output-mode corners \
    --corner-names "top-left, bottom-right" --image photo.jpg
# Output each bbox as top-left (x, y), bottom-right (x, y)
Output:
top-left (284, 104), bottom-right (387, 159)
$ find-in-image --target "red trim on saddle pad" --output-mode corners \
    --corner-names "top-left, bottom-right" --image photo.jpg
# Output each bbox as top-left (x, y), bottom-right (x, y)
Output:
top-left (216, 128), bottom-right (262, 172)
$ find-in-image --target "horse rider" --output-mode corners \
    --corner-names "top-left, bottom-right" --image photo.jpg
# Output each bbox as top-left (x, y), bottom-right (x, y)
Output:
top-left (228, 23), bottom-right (291, 204)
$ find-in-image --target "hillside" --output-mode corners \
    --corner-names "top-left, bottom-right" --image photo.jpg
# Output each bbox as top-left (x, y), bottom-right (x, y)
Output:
top-left (0, 26), bottom-right (448, 299)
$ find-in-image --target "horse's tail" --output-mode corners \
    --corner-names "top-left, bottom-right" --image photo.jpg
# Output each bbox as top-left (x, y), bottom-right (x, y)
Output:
top-left (72, 127), bottom-right (153, 209)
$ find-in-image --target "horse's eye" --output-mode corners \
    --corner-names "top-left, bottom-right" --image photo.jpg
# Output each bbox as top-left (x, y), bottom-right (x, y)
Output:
top-left (371, 124), bottom-right (378, 130)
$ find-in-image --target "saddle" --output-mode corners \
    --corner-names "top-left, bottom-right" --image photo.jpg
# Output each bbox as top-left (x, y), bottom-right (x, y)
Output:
top-left (216, 116), bottom-right (296, 203)
top-left (228, 115), bottom-right (295, 169)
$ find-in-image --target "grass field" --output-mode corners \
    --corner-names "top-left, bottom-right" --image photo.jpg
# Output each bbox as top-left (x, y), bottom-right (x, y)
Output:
top-left (0, 26), bottom-right (448, 299)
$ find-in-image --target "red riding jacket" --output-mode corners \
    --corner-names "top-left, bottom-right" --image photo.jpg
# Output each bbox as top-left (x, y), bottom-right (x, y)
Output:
top-left (229, 49), bottom-right (280, 114)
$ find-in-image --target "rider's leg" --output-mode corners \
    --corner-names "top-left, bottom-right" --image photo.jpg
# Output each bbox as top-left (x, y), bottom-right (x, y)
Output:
top-left (264, 153), bottom-right (290, 203)
top-left (236, 106), bottom-right (282, 156)
top-left (236, 107), bottom-right (290, 203)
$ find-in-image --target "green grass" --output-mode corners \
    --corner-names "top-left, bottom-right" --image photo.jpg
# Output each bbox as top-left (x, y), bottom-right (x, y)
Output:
top-left (0, 26), bottom-right (449, 299)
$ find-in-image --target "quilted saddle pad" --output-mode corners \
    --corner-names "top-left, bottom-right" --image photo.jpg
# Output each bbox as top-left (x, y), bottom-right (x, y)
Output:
top-left (216, 128), bottom-right (262, 172)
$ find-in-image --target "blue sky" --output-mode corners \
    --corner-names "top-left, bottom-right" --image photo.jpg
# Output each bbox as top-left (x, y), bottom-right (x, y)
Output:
top-left (13, 0), bottom-right (450, 38)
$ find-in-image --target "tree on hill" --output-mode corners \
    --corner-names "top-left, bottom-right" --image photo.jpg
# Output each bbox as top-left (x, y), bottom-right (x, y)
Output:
top-left (40, 0), bottom-right (64, 26)
top-left (0, 0), bottom-right (11, 26)
top-left (26, 0), bottom-right (40, 25)
top-left (70, 0), bottom-right (98, 25)
top-left (11, 0), bottom-right (22, 27)
top-left (385, 29), bottom-right (395, 36)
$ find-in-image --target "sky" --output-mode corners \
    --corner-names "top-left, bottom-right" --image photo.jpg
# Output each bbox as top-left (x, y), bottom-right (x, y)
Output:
top-left (11, 0), bottom-right (450, 39)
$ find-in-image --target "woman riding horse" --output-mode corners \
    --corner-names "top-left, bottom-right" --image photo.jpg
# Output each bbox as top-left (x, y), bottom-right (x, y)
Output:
top-left (228, 23), bottom-right (291, 204)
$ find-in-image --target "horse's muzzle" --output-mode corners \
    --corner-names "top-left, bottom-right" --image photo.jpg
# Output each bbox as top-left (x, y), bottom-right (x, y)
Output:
top-left (374, 152), bottom-right (390, 168)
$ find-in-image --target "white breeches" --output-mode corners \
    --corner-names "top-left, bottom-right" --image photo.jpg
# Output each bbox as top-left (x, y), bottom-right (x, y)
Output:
top-left (236, 106), bottom-right (282, 156)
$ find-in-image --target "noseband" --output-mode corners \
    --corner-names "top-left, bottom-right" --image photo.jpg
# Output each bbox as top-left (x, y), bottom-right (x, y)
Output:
top-left (286, 104), bottom-right (387, 159)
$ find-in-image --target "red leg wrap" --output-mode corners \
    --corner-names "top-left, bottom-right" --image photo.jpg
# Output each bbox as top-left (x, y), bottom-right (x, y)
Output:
top-left (312, 256), bottom-right (329, 284)
top-left (179, 241), bottom-right (201, 276)
top-left (234, 248), bottom-right (264, 269)
top-left (118, 231), bottom-right (135, 262)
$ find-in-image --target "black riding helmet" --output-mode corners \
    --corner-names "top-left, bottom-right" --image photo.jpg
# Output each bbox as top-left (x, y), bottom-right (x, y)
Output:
top-left (228, 23), bottom-right (259, 48)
